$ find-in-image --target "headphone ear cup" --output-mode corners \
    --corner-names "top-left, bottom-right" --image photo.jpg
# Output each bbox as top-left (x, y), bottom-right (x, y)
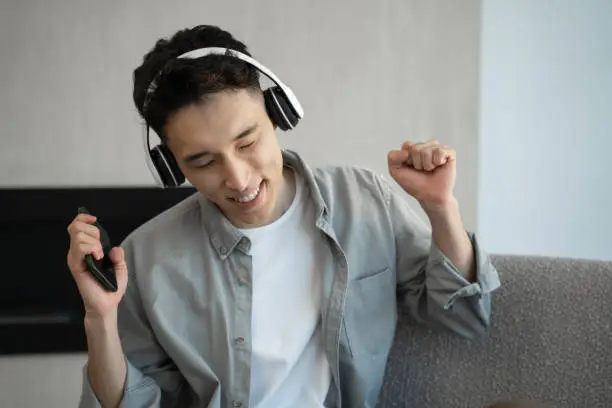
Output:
top-left (264, 86), bottom-right (300, 131)
top-left (150, 144), bottom-right (185, 187)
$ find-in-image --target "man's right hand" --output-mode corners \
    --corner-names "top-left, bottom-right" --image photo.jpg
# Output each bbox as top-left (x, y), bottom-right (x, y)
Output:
top-left (67, 213), bottom-right (129, 319)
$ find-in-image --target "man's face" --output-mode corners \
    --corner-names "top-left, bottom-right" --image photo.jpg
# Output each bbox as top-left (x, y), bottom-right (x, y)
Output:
top-left (164, 89), bottom-right (286, 228)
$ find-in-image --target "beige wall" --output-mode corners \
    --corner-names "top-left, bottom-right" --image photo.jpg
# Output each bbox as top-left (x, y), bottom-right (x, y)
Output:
top-left (0, 1), bottom-right (481, 407)
top-left (0, 0), bottom-right (481, 227)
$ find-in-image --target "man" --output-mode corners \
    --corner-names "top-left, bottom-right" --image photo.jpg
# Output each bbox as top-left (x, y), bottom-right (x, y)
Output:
top-left (67, 25), bottom-right (500, 408)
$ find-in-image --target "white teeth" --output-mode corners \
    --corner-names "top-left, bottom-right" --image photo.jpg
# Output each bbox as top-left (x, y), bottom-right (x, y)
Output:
top-left (235, 184), bottom-right (261, 203)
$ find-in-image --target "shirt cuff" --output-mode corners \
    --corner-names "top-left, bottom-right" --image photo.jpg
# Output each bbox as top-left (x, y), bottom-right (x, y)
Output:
top-left (78, 357), bottom-right (156, 408)
top-left (79, 362), bottom-right (103, 408)
top-left (428, 231), bottom-right (501, 310)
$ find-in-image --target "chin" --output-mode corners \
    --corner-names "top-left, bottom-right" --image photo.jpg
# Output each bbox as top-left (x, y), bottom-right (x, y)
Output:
top-left (235, 206), bottom-right (274, 228)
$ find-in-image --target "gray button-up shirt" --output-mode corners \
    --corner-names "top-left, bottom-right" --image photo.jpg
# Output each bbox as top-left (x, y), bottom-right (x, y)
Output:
top-left (79, 149), bottom-right (501, 408)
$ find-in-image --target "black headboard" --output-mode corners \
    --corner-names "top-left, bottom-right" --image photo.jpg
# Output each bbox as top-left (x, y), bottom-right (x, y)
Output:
top-left (0, 186), bottom-right (197, 355)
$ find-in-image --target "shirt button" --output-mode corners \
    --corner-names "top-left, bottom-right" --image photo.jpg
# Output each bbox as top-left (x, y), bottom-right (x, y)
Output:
top-left (220, 246), bottom-right (228, 255)
top-left (232, 401), bottom-right (243, 407)
top-left (235, 337), bottom-right (245, 345)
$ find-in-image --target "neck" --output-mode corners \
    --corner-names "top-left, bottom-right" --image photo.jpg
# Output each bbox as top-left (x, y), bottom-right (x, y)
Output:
top-left (273, 166), bottom-right (296, 219)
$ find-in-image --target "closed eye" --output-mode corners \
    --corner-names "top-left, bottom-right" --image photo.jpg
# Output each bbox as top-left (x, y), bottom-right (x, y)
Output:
top-left (195, 160), bottom-right (214, 169)
top-left (239, 141), bottom-right (255, 150)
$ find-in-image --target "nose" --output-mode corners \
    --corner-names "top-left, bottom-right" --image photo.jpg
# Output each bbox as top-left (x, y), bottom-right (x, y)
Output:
top-left (223, 157), bottom-right (250, 191)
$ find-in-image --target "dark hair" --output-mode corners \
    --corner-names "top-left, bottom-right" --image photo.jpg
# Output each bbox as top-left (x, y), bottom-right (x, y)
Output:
top-left (132, 25), bottom-right (261, 139)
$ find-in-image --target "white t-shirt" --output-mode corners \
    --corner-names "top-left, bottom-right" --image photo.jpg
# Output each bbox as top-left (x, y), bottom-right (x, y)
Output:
top-left (238, 169), bottom-right (332, 408)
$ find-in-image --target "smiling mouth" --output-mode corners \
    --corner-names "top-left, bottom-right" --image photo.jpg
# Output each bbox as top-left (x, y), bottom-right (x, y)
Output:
top-left (228, 181), bottom-right (263, 203)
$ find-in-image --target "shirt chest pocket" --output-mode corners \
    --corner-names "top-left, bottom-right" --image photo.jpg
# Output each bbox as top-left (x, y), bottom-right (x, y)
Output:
top-left (343, 267), bottom-right (397, 356)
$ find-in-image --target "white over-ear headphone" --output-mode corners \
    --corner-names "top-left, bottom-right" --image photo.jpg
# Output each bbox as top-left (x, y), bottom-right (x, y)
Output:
top-left (141, 47), bottom-right (304, 188)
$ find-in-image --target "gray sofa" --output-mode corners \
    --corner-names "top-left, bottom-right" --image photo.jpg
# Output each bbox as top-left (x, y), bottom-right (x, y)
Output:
top-left (379, 254), bottom-right (612, 407)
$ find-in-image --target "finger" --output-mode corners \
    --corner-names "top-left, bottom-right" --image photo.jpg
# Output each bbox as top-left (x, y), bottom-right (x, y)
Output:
top-left (68, 220), bottom-right (101, 240)
top-left (75, 242), bottom-right (103, 262)
top-left (387, 149), bottom-right (410, 167)
top-left (72, 232), bottom-right (104, 260)
top-left (411, 148), bottom-right (423, 170)
top-left (420, 147), bottom-right (436, 171)
top-left (403, 141), bottom-right (436, 170)
top-left (399, 142), bottom-right (416, 165)
top-left (445, 146), bottom-right (456, 161)
top-left (433, 147), bottom-right (446, 165)
top-left (406, 140), bottom-right (447, 170)
top-left (75, 213), bottom-right (97, 223)
top-left (401, 141), bottom-right (414, 151)
top-left (433, 146), bottom-right (456, 165)
top-left (67, 214), bottom-right (97, 231)
top-left (73, 231), bottom-right (100, 246)
top-left (403, 139), bottom-right (438, 151)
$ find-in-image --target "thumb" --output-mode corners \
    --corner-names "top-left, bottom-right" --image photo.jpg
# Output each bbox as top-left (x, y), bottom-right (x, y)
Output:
top-left (109, 246), bottom-right (125, 266)
top-left (109, 246), bottom-right (128, 286)
top-left (387, 149), bottom-right (409, 168)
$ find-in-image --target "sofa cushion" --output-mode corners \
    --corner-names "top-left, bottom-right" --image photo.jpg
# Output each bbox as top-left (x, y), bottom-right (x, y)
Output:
top-left (379, 254), bottom-right (612, 407)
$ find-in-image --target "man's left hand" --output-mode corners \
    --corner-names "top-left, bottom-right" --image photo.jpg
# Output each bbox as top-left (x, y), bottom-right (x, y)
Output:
top-left (387, 140), bottom-right (457, 208)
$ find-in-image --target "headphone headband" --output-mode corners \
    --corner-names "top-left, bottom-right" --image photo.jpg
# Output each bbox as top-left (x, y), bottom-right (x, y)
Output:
top-left (142, 47), bottom-right (304, 117)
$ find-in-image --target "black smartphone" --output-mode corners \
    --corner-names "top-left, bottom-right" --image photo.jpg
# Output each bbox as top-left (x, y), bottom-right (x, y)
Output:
top-left (77, 207), bottom-right (118, 292)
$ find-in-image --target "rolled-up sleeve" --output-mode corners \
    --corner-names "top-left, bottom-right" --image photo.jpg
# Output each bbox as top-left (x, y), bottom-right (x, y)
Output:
top-left (79, 357), bottom-right (162, 408)
top-left (424, 232), bottom-right (501, 337)
top-left (428, 232), bottom-right (500, 309)
top-left (376, 174), bottom-right (501, 338)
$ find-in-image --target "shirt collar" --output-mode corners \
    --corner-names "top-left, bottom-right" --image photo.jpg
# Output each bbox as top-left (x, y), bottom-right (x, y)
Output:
top-left (197, 149), bottom-right (329, 259)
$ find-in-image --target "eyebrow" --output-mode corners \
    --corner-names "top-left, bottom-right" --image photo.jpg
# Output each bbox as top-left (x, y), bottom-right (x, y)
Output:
top-left (183, 124), bottom-right (258, 163)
